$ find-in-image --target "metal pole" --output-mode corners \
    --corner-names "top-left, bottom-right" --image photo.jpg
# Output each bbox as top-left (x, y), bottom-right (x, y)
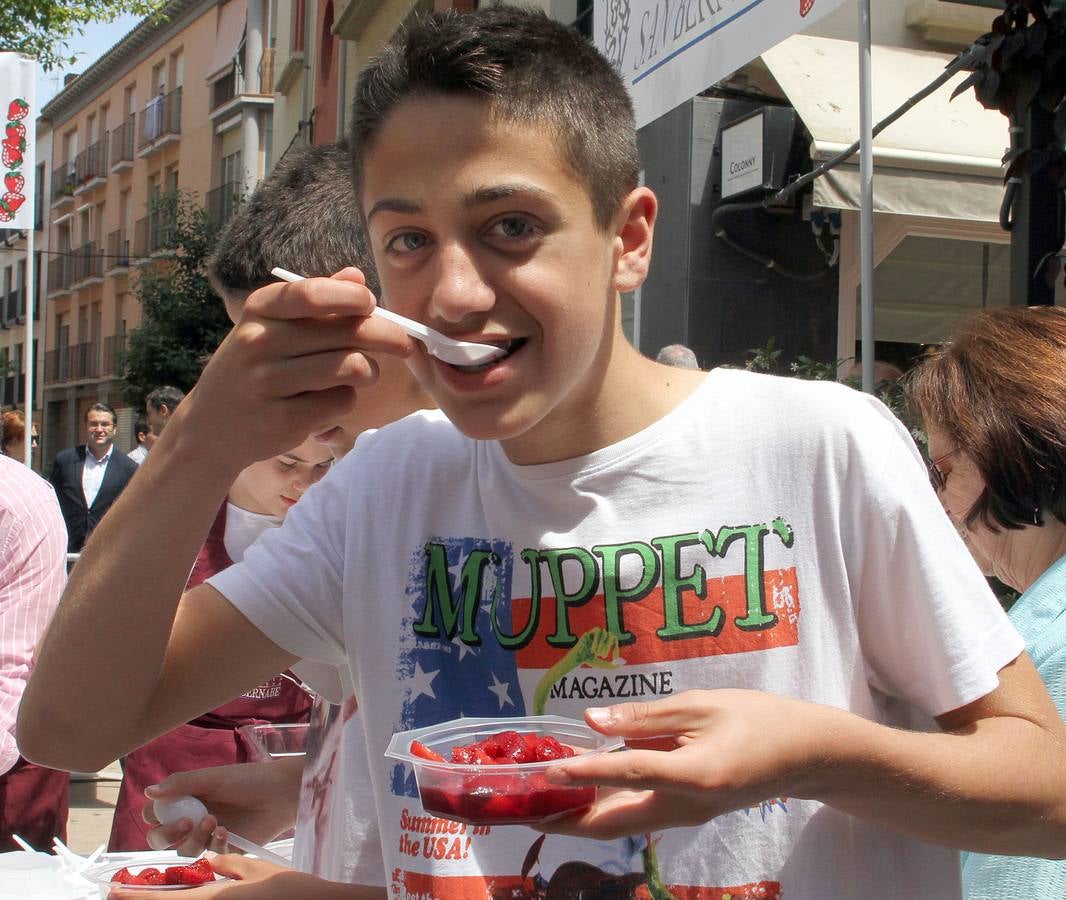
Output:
top-left (23, 227), bottom-right (34, 468)
top-left (858, 0), bottom-right (875, 393)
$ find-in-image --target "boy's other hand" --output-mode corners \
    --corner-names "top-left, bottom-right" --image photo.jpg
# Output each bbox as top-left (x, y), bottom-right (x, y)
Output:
top-left (143, 759), bottom-right (303, 855)
top-left (536, 689), bottom-right (835, 839)
top-left (172, 268), bottom-right (415, 470)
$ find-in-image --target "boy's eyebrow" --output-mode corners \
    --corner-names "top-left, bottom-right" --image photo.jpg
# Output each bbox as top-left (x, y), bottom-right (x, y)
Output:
top-left (366, 183), bottom-right (555, 223)
top-left (366, 198), bottom-right (422, 223)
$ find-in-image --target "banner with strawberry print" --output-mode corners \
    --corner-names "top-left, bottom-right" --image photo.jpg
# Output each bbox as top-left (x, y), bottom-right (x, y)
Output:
top-left (594, 0), bottom-right (847, 128)
top-left (0, 53), bottom-right (35, 230)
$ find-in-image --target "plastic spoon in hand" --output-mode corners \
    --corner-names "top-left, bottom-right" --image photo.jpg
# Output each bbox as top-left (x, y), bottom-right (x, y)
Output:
top-left (270, 267), bottom-right (506, 367)
top-left (153, 796), bottom-right (292, 868)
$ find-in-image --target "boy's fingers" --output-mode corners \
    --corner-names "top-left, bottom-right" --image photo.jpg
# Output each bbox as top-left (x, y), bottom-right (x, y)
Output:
top-left (232, 307), bottom-right (415, 361)
top-left (538, 789), bottom-right (675, 839)
top-left (546, 747), bottom-right (688, 793)
top-left (244, 276), bottom-right (377, 321)
top-left (208, 852), bottom-right (284, 879)
top-left (585, 691), bottom-right (712, 737)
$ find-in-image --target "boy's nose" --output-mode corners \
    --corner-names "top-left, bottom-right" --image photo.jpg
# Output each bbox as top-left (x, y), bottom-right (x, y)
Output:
top-left (428, 242), bottom-right (495, 324)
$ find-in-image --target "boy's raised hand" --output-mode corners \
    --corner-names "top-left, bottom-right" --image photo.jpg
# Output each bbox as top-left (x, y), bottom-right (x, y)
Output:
top-left (537, 689), bottom-right (834, 839)
top-left (179, 268), bottom-right (415, 469)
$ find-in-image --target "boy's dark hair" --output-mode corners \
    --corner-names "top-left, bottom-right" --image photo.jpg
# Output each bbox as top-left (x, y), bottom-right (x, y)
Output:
top-left (145, 385), bottom-right (186, 413)
top-left (134, 416), bottom-right (150, 440)
top-left (351, 7), bottom-right (640, 230)
top-left (208, 140), bottom-right (377, 295)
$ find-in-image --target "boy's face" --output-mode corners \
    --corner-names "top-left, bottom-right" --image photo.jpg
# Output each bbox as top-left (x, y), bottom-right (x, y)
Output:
top-left (361, 94), bottom-right (653, 464)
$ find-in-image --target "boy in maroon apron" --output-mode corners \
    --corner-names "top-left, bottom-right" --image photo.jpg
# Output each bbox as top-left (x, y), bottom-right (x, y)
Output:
top-left (108, 439), bottom-right (331, 850)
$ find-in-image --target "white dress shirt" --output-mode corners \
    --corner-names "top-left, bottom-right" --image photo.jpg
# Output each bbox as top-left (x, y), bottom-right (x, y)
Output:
top-left (82, 444), bottom-right (114, 508)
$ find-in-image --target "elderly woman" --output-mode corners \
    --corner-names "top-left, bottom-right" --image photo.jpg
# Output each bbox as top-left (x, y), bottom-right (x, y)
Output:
top-left (0, 409), bottom-right (36, 463)
top-left (908, 305), bottom-right (1066, 899)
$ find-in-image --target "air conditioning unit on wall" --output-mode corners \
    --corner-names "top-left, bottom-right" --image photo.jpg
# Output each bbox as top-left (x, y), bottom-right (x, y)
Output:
top-left (905, 0), bottom-right (998, 48)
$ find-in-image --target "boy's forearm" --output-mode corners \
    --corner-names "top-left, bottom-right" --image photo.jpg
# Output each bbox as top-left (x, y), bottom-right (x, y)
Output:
top-left (18, 423), bottom-right (242, 772)
top-left (804, 706), bottom-right (1066, 858)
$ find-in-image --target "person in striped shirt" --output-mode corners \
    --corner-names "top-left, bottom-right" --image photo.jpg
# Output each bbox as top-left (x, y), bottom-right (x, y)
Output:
top-left (0, 453), bottom-right (68, 849)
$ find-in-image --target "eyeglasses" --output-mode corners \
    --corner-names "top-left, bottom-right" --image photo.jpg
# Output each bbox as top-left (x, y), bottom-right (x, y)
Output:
top-left (928, 449), bottom-right (959, 493)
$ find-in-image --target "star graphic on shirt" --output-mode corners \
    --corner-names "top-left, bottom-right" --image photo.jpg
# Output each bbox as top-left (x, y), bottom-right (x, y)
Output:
top-left (487, 671), bottom-right (514, 709)
top-left (457, 641), bottom-right (477, 661)
top-left (404, 661), bottom-right (439, 701)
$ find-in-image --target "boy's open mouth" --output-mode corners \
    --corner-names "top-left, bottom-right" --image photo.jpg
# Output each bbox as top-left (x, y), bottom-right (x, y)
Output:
top-left (448, 338), bottom-right (527, 373)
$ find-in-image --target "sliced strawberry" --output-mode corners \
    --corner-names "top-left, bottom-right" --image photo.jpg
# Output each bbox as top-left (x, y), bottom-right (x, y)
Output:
top-left (410, 739), bottom-right (446, 761)
top-left (179, 858), bottom-right (215, 885)
top-left (7, 100), bottom-right (28, 122)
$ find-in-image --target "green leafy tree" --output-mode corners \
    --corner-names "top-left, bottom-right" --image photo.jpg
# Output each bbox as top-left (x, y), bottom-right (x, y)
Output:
top-left (1, 1), bottom-right (166, 71)
top-left (121, 191), bottom-right (230, 407)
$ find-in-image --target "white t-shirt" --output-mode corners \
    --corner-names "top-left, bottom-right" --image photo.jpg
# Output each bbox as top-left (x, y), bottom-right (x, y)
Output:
top-left (211, 368), bottom-right (1023, 899)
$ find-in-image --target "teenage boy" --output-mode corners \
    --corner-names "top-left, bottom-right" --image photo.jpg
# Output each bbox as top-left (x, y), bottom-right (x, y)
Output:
top-left (20, 9), bottom-right (1066, 900)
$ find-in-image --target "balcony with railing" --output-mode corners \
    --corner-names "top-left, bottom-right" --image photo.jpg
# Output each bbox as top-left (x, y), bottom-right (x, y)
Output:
top-left (138, 88), bottom-right (182, 154)
top-left (110, 115), bottom-right (136, 171)
top-left (44, 341), bottom-right (100, 384)
top-left (102, 333), bottom-right (127, 377)
top-left (51, 162), bottom-right (76, 205)
top-left (205, 181), bottom-right (243, 227)
top-left (132, 208), bottom-right (177, 259)
top-left (74, 136), bottom-right (109, 193)
top-left (47, 253), bottom-right (72, 294)
top-left (70, 242), bottom-right (104, 285)
top-left (106, 229), bottom-right (130, 272)
top-left (211, 50), bottom-right (276, 121)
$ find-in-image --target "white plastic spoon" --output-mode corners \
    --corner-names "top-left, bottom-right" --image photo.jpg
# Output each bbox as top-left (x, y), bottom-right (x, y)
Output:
top-left (270, 267), bottom-right (507, 367)
top-left (154, 795), bottom-right (291, 868)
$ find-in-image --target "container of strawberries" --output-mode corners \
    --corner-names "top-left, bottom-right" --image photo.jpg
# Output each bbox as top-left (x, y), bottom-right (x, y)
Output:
top-left (86, 854), bottom-right (223, 893)
top-left (385, 715), bottom-right (624, 826)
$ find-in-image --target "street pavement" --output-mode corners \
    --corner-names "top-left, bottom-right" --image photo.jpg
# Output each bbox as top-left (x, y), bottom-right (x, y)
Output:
top-left (66, 768), bottom-right (121, 855)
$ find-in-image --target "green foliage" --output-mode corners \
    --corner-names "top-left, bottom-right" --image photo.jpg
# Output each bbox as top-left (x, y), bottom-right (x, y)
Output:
top-left (743, 338), bottom-right (925, 452)
top-left (0, 1), bottom-right (166, 72)
top-left (120, 191), bottom-right (229, 408)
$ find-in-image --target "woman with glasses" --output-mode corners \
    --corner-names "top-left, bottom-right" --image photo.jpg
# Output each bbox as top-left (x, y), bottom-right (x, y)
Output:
top-left (0, 409), bottom-right (37, 464)
top-left (908, 305), bottom-right (1066, 900)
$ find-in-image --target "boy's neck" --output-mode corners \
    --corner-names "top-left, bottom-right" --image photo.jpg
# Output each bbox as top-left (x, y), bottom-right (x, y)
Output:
top-left (500, 335), bottom-right (706, 466)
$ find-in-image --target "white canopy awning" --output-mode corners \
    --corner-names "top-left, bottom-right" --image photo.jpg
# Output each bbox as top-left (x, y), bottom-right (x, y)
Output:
top-left (761, 35), bottom-right (1009, 223)
top-left (206, 0), bottom-right (247, 84)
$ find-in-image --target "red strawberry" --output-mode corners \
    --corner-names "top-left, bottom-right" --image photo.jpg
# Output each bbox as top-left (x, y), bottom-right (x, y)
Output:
top-left (5, 122), bottom-right (25, 140)
top-left (7, 99), bottom-right (29, 122)
top-left (2, 193), bottom-right (24, 214)
top-left (1, 144), bottom-right (21, 168)
top-left (799, 0), bottom-right (815, 15)
top-left (0, 209), bottom-right (13, 223)
top-left (177, 857), bottom-right (215, 885)
top-left (410, 739), bottom-right (446, 761)
top-left (4, 173), bottom-right (24, 193)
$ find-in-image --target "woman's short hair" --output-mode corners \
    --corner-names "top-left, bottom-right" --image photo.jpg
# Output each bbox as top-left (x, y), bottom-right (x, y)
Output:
top-left (1, 409), bottom-right (25, 454)
top-left (907, 306), bottom-right (1066, 530)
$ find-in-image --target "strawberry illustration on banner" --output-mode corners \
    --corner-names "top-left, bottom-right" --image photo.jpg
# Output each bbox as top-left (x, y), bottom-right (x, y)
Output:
top-left (0, 54), bottom-right (35, 229)
top-left (800, 0), bottom-right (815, 16)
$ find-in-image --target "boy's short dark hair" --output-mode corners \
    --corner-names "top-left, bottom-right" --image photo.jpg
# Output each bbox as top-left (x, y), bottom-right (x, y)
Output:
top-left (208, 140), bottom-right (377, 295)
top-left (134, 416), bottom-right (150, 440)
top-left (351, 7), bottom-right (640, 230)
top-left (145, 385), bottom-right (185, 413)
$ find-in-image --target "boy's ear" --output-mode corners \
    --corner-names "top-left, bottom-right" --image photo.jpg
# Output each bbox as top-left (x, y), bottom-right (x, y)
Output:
top-left (612, 186), bottom-right (657, 294)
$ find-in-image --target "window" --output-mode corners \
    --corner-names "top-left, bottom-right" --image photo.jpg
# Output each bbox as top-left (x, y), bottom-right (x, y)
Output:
top-left (292, 0), bottom-right (306, 52)
top-left (221, 150), bottom-right (242, 187)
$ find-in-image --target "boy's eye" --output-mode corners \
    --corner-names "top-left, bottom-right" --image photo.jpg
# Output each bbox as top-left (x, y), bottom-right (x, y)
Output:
top-left (278, 460), bottom-right (297, 470)
top-left (487, 216), bottom-right (538, 240)
top-left (384, 232), bottom-right (429, 255)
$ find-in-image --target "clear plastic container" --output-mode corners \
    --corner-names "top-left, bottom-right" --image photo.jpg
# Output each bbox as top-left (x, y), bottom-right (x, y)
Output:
top-left (384, 715), bottom-right (623, 826)
top-left (238, 722), bottom-right (310, 761)
top-left (85, 854), bottom-right (224, 894)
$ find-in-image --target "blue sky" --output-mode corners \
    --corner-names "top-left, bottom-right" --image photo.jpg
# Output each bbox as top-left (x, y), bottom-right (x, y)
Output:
top-left (35, 12), bottom-right (145, 108)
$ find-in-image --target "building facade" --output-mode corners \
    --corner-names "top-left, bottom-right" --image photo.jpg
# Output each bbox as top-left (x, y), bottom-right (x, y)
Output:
top-left (37, 0), bottom-right (273, 465)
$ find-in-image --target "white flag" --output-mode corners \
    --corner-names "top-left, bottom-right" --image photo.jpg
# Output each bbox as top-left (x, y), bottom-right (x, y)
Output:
top-left (595, 0), bottom-right (848, 128)
top-left (0, 53), bottom-right (35, 230)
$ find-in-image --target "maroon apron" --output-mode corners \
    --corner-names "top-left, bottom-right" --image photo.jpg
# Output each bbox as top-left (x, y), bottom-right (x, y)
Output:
top-left (108, 504), bottom-right (313, 851)
top-left (0, 757), bottom-right (70, 851)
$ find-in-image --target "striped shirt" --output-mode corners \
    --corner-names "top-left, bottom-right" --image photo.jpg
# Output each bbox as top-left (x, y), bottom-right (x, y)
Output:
top-left (0, 456), bottom-right (67, 774)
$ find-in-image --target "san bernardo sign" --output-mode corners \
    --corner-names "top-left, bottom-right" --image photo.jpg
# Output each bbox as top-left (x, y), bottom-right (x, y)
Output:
top-left (595, 0), bottom-right (848, 129)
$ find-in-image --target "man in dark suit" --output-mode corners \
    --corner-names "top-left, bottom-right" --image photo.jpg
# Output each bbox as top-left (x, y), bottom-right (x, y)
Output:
top-left (49, 402), bottom-right (139, 554)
